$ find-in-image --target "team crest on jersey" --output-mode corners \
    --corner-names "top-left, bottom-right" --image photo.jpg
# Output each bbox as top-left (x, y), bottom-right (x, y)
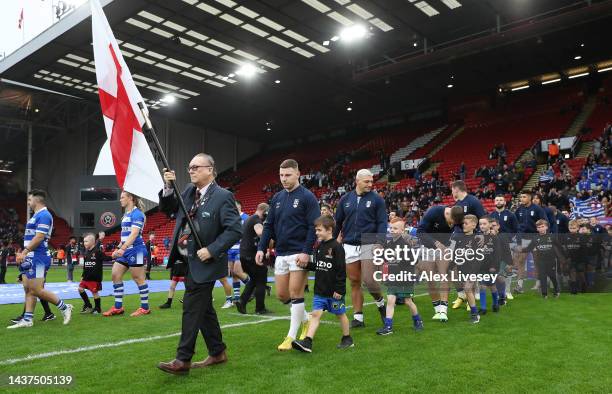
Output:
top-left (276, 202), bottom-right (281, 209)
top-left (463, 206), bottom-right (468, 213)
top-left (325, 248), bottom-right (333, 258)
top-left (366, 201), bottom-right (372, 208)
top-left (344, 202), bottom-right (350, 208)
top-left (503, 215), bottom-right (507, 221)
top-left (530, 211), bottom-right (534, 216)
top-left (293, 199), bottom-right (300, 208)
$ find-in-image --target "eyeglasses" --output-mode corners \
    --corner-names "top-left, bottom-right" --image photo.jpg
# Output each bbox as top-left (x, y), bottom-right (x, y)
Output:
top-left (187, 165), bottom-right (213, 172)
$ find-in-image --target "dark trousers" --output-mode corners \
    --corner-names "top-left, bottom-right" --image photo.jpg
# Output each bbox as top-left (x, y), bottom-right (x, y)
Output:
top-left (176, 275), bottom-right (226, 362)
top-left (239, 256), bottom-right (268, 312)
top-left (536, 259), bottom-right (559, 296)
top-left (0, 261), bottom-right (6, 283)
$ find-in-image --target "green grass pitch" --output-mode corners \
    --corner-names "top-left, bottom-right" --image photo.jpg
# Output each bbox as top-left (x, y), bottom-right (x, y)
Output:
top-left (1, 265), bottom-right (611, 393)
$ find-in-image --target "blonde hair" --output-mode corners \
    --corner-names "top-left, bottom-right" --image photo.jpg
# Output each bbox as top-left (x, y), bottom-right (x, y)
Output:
top-left (122, 191), bottom-right (146, 213)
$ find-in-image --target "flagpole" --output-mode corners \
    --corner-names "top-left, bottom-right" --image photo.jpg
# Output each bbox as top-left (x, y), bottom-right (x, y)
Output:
top-left (137, 103), bottom-right (204, 250)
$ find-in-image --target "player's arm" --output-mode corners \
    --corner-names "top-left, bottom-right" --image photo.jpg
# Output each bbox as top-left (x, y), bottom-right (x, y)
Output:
top-left (23, 232), bottom-right (45, 255)
top-left (333, 197), bottom-right (345, 240)
top-left (257, 195), bottom-right (276, 252)
top-left (375, 196), bottom-right (389, 244)
top-left (475, 200), bottom-right (486, 219)
top-left (509, 212), bottom-right (519, 233)
top-left (416, 211), bottom-right (437, 249)
top-left (301, 194), bottom-right (321, 255)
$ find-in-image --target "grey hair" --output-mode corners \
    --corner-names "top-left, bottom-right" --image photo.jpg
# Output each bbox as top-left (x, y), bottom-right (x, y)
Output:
top-left (83, 233), bottom-right (96, 241)
top-left (356, 169), bottom-right (373, 179)
top-left (195, 153), bottom-right (217, 177)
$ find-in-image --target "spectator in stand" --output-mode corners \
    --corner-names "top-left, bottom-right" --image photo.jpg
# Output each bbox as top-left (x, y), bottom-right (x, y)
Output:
top-left (459, 162), bottom-right (466, 181)
top-left (494, 174), bottom-right (508, 195)
top-left (163, 236), bottom-right (171, 250)
top-left (577, 175), bottom-right (590, 192)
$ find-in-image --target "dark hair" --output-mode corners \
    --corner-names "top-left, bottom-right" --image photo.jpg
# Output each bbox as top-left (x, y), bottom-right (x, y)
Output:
top-left (314, 215), bottom-right (335, 231)
top-left (536, 219), bottom-right (549, 227)
top-left (236, 200), bottom-right (242, 206)
top-left (450, 205), bottom-right (464, 225)
top-left (280, 159), bottom-right (299, 170)
top-left (480, 215), bottom-right (491, 222)
top-left (489, 217), bottom-right (499, 224)
top-left (29, 189), bottom-right (46, 201)
top-left (451, 180), bottom-right (466, 192)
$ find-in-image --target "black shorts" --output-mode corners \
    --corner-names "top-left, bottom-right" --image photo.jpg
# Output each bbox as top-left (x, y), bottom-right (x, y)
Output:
top-left (115, 260), bottom-right (144, 268)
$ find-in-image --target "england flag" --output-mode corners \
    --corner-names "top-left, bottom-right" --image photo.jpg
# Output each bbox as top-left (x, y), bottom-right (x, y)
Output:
top-left (90, 0), bottom-right (163, 203)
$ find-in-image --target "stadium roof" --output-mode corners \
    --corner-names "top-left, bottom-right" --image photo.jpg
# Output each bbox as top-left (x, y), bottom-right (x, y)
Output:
top-left (0, 0), bottom-right (611, 139)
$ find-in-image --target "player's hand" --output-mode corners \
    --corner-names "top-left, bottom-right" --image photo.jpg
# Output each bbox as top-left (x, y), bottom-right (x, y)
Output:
top-left (197, 247), bottom-right (211, 261)
top-left (255, 251), bottom-right (264, 265)
top-left (112, 249), bottom-right (125, 259)
top-left (296, 253), bottom-right (309, 267)
top-left (475, 235), bottom-right (484, 247)
top-left (333, 292), bottom-right (342, 300)
top-left (16, 252), bottom-right (26, 263)
top-left (163, 168), bottom-right (176, 186)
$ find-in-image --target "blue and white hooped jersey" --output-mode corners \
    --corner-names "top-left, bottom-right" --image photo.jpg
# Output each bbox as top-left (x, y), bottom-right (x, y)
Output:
top-left (120, 208), bottom-right (145, 249)
top-left (230, 212), bottom-right (249, 251)
top-left (24, 207), bottom-right (53, 257)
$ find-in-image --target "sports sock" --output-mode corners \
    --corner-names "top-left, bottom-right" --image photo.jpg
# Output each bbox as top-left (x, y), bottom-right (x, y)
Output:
top-left (94, 298), bottom-right (101, 311)
top-left (23, 312), bottom-right (34, 322)
top-left (113, 282), bottom-right (124, 309)
top-left (56, 299), bottom-right (67, 311)
top-left (412, 314), bottom-right (421, 325)
top-left (241, 275), bottom-right (250, 285)
top-left (432, 300), bottom-right (440, 313)
top-left (496, 281), bottom-right (506, 297)
top-left (457, 290), bottom-right (466, 300)
top-left (288, 298), bottom-right (305, 339)
top-left (384, 317), bottom-right (393, 328)
top-left (138, 283), bottom-right (149, 310)
top-left (354, 312), bottom-right (364, 322)
top-left (517, 279), bottom-right (524, 289)
top-left (374, 297), bottom-right (385, 308)
top-left (166, 297), bottom-right (173, 305)
top-left (232, 280), bottom-right (241, 300)
top-left (492, 291), bottom-right (499, 306)
top-left (470, 306), bottom-right (478, 316)
top-left (80, 291), bottom-right (92, 307)
top-left (302, 308), bottom-right (309, 323)
top-left (479, 289), bottom-right (487, 310)
top-left (506, 277), bottom-right (513, 293)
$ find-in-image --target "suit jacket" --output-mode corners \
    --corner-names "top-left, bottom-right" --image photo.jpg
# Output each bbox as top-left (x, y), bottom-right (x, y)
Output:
top-left (159, 182), bottom-right (242, 284)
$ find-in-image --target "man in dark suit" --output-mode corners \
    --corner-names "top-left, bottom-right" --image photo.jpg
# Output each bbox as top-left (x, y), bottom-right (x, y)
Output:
top-left (157, 153), bottom-right (242, 375)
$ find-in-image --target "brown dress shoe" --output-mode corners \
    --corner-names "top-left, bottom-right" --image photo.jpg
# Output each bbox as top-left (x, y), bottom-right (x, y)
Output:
top-left (191, 351), bottom-right (228, 368)
top-left (157, 359), bottom-right (191, 375)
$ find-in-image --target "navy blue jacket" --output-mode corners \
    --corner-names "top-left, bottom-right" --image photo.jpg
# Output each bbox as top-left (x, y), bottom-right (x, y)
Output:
top-left (456, 194), bottom-right (486, 218)
top-left (543, 206), bottom-right (558, 233)
top-left (516, 203), bottom-right (548, 234)
top-left (490, 209), bottom-right (518, 234)
top-left (417, 205), bottom-right (452, 248)
top-left (258, 185), bottom-right (320, 256)
top-left (555, 212), bottom-right (569, 234)
top-left (334, 191), bottom-right (387, 245)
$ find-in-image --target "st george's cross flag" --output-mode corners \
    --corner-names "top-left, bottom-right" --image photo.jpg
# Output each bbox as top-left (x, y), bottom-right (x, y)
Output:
top-left (91, 0), bottom-right (163, 203)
